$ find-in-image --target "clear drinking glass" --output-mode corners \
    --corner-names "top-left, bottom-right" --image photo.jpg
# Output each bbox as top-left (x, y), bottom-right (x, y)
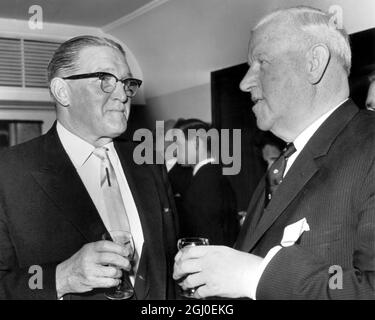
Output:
top-left (177, 237), bottom-right (210, 298)
top-left (102, 230), bottom-right (135, 300)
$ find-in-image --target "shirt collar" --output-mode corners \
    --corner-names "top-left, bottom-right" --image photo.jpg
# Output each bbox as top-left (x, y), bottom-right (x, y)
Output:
top-left (56, 121), bottom-right (113, 167)
top-left (293, 98), bottom-right (348, 152)
top-left (166, 157), bottom-right (178, 172)
top-left (193, 157), bottom-right (216, 176)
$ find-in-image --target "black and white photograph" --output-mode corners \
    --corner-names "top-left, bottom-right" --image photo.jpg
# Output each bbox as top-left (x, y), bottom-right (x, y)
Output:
top-left (0, 0), bottom-right (374, 309)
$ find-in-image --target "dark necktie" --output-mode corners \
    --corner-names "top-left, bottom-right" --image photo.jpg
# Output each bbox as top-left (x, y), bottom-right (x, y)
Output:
top-left (265, 143), bottom-right (296, 207)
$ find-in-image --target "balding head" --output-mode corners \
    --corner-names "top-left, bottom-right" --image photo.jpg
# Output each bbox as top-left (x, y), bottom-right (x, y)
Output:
top-left (253, 6), bottom-right (351, 75)
top-left (240, 6), bottom-right (351, 142)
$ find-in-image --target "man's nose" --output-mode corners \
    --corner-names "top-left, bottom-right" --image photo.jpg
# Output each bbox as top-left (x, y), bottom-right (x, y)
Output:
top-left (239, 66), bottom-right (257, 92)
top-left (112, 81), bottom-right (128, 103)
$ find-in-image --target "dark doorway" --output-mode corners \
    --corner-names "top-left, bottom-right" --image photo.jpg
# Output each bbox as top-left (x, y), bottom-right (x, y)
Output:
top-left (211, 63), bottom-right (265, 211)
top-left (349, 27), bottom-right (375, 108)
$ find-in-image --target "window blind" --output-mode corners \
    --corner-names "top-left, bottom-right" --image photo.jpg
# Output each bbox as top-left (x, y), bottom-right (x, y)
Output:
top-left (0, 37), bottom-right (61, 88)
top-left (0, 38), bottom-right (23, 87)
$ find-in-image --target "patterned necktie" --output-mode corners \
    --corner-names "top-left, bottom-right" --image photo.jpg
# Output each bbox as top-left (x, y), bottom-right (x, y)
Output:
top-left (265, 143), bottom-right (296, 207)
top-left (92, 147), bottom-right (131, 233)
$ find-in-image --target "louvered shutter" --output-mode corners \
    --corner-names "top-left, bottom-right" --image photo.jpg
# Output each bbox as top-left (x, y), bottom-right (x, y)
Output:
top-left (24, 40), bottom-right (60, 88)
top-left (0, 37), bottom-right (61, 88)
top-left (0, 38), bottom-right (23, 87)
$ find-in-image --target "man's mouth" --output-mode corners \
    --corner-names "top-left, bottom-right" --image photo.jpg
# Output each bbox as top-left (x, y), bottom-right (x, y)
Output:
top-left (109, 109), bottom-right (128, 120)
top-left (251, 97), bottom-right (263, 104)
top-left (251, 98), bottom-right (264, 115)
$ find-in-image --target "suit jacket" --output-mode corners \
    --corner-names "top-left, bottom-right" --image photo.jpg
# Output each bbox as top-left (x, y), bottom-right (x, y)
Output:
top-left (167, 163), bottom-right (193, 220)
top-left (235, 99), bottom-right (375, 299)
top-left (0, 124), bottom-right (178, 300)
top-left (179, 163), bottom-right (239, 246)
top-left (168, 163), bottom-right (192, 197)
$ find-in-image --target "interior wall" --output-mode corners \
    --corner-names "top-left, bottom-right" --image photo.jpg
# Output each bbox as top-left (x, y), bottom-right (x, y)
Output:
top-left (146, 83), bottom-right (211, 122)
top-left (106, 0), bottom-right (375, 126)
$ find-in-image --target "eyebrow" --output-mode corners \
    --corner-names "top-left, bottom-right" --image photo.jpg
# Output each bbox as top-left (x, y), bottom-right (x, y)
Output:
top-left (120, 73), bottom-right (134, 80)
top-left (97, 69), bottom-right (133, 79)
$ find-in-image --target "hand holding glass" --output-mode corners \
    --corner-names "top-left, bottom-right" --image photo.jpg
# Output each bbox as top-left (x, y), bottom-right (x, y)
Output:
top-left (177, 237), bottom-right (210, 298)
top-left (102, 230), bottom-right (135, 300)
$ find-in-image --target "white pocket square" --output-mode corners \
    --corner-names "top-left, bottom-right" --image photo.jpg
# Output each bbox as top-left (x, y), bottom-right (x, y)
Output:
top-left (280, 217), bottom-right (310, 247)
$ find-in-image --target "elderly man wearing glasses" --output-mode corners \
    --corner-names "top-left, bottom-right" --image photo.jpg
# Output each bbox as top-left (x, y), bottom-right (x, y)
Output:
top-left (0, 36), bottom-right (178, 300)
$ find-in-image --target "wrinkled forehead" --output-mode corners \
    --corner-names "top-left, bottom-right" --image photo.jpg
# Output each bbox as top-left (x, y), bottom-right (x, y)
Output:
top-left (248, 18), bottom-right (302, 57)
top-left (76, 45), bottom-right (130, 76)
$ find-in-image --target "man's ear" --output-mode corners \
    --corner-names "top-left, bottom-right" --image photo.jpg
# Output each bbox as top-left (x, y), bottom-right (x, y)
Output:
top-left (50, 78), bottom-right (70, 107)
top-left (306, 43), bottom-right (330, 84)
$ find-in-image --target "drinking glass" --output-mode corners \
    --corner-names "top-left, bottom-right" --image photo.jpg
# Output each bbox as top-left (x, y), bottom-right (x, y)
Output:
top-left (177, 237), bottom-right (209, 298)
top-left (102, 230), bottom-right (135, 300)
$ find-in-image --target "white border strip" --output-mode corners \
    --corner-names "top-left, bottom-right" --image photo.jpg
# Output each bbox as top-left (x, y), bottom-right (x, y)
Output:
top-left (102, 0), bottom-right (171, 32)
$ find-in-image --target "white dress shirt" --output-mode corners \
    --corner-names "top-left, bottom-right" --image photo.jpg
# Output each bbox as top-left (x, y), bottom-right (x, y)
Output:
top-left (56, 122), bottom-right (144, 284)
top-left (248, 99), bottom-right (348, 299)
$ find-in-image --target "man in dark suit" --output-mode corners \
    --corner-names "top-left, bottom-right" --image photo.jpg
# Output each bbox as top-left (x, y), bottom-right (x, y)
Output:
top-left (0, 35), bottom-right (177, 299)
top-left (173, 6), bottom-right (375, 299)
top-left (173, 119), bottom-right (238, 246)
top-left (180, 161), bottom-right (238, 246)
top-left (161, 119), bottom-right (193, 217)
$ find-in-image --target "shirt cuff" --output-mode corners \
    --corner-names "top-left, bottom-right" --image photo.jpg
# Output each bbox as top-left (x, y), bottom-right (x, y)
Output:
top-left (250, 245), bottom-right (283, 300)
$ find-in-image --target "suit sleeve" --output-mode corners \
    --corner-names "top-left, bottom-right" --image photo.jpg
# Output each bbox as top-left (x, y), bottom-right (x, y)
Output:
top-left (0, 204), bottom-right (58, 299)
top-left (256, 160), bottom-right (375, 300)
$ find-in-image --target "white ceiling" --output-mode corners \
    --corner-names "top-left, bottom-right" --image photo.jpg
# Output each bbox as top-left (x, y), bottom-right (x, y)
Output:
top-left (0, 0), bottom-right (155, 27)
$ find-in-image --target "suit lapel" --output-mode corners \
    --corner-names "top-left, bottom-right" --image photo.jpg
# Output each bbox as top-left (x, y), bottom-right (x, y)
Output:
top-left (30, 124), bottom-right (106, 243)
top-left (234, 177), bottom-right (265, 250)
top-left (241, 150), bottom-right (319, 252)
top-left (239, 100), bottom-right (359, 253)
top-left (114, 140), bottom-right (165, 299)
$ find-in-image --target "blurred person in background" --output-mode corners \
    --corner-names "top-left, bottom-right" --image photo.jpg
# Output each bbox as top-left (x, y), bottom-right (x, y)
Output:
top-left (258, 131), bottom-right (285, 169)
top-left (174, 119), bottom-right (238, 246)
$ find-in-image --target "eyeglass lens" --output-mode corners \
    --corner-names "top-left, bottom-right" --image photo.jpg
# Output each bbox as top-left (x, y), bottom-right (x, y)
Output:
top-left (101, 74), bottom-right (139, 96)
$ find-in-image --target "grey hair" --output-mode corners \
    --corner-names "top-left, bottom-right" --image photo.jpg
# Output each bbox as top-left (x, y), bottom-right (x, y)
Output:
top-left (47, 35), bottom-right (126, 83)
top-left (253, 6), bottom-right (352, 75)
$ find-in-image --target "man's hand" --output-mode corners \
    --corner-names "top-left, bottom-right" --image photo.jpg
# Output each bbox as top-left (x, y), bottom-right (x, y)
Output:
top-left (56, 240), bottom-right (131, 298)
top-left (173, 246), bottom-right (263, 299)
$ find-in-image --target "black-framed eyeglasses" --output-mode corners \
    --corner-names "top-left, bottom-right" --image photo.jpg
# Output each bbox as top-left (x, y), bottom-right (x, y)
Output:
top-left (62, 72), bottom-right (142, 97)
